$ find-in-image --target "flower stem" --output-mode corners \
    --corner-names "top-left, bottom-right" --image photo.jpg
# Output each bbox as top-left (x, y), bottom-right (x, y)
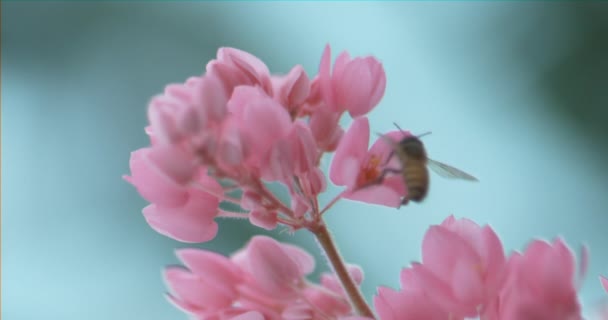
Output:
top-left (319, 190), bottom-right (346, 216)
top-left (312, 222), bottom-right (375, 318)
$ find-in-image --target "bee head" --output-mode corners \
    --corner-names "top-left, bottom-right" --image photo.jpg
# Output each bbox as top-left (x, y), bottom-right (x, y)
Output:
top-left (398, 136), bottom-right (426, 159)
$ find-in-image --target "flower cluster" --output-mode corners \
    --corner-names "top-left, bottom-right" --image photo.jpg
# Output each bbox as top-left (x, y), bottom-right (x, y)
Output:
top-left (375, 216), bottom-right (587, 320)
top-left (166, 215), bottom-right (594, 320)
top-left (125, 45), bottom-right (607, 320)
top-left (165, 236), bottom-right (368, 320)
top-left (125, 45), bottom-right (394, 242)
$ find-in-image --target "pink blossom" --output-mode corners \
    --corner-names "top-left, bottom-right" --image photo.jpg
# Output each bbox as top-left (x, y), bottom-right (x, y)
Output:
top-left (165, 236), bottom-right (363, 319)
top-left (374, 286), bottom-right (454, 320)
top-left (259, 121), bottom-right (318, 182)
top-left (486, 238), bottom-right (584, 320)
top-left (125, 146), bottom-right (223, 242)
top-left (415, 215), bottom-right (506, 318)
top-left (319, 44), bottom-right (386, 117)
top-left (124, 146), bottom-right (192, 207)
top-left (271, 65), bottom-right (311, 115)
top-left (602, 276), bottom-right (608, 293)
top-left (329, 117), bottom-right (406, 207)
top-left (206, 47), bottom-right (273, 97)
top-left (141, 172), bottom-right (222, 243)
top-left (228, 86), bottom-right (293, 163)
top-left (309, 105), bottom-right (344, 152)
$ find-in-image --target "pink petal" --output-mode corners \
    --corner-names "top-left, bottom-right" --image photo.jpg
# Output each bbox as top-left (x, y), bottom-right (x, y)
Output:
top-left (279, 242), bottom-right (316, 276)
top-left (329, 117), bottom-right (370, 186)
top-left (227, 86), bottom-right (267, 117)
top-left (600, 276), bottom-right (608, 293)
top-left (321, 264), bottom-right (364, 295)
top-left (176, 249), bottom-right (242, 288)
top-left (195, 75), bottom-right (228, 123)
top-left (282, 302), bottom-right (314, 320)
top-left (303, 287), bottom-right (350, 317)
top-left (450, 260), bottom-right (484, 308)
top-left (240, 190), bottom-right (262, 211)
top-left (374, 285), bottom-right (451, 320)
top-left (291, 194), bottom-right (310, 218)
top-left (142, 189), bottom-right (220, 243)
top-left (217, 116), bottom-right (246, 166)
top-left (241, 96), bottom-right (292, 156)
top-left (318, 44), bottom-right (336, 111)
top-left (368, 130), bottom-right (410, 164)
top-left (374, 287), bottom-right (402, 320)
top-left (246, 236), bottom-right (301, 296)
top-left (274, 65), bottom-right (310, 108)
top-left (249, 209), bottom-right (278, 230)
top-left (220, 47), bottom-right (273, 95)
top-left (260, 139), bottom-right (293, 181)
top-left (309, 107), bottom-right (342, 150)
top-left (146, 144), bottom-right (196, 185)
top-left (305, 167), bottom-right (327, 195)
top-left (343, 184), bottom-right (402, 207)
top-left (332, 51), bottom-right (351, 91)
top-left (367, 57), bottom-right (387, 109)
top-left (124, 147), bottom-right (189, 207)
top-left (229, 311), bottom-right (266, 320)
top-left (206, 60), bottom-right (250, 97)
top-left (147, 95), bottom-right (181, 144)
top-left (290, 122), bottom-right (318, 175)
top-left (335, 58), bottom-right (374, 117)
top-left (408, 263), bottom-right (466, 317)
top-left (421, 225), bottom-right (480, 284)
top-left (164, 267), bottom-right (233, 310)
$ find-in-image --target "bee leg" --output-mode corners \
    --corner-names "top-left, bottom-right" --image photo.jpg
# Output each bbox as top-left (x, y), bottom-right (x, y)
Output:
top-left (381, 150), bottom-right (396, 166)
top-left (378, 167), bottom-right (402, 179)
top-left (399, 197), bottom-right (409, 208)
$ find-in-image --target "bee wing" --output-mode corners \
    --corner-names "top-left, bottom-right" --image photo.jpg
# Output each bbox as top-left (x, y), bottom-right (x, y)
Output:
top-left (427, 159), bottom-right (478, 181)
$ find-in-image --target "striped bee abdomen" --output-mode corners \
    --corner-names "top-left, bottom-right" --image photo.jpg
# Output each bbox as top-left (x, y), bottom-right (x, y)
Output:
top-left (402, 160), bottom-right (429, 202)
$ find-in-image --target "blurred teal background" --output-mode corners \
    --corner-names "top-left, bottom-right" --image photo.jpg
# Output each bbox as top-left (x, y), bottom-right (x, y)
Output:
top-left (3, 2), bottom-right (608, 319)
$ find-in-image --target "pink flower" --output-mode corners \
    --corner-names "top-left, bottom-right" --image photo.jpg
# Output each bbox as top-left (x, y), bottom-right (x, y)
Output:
top-left (124, 146), bottom-right (194, 207)
top-left (374, 286), bottom-right (454, 320)
top-left (487, 238), bottom-right (584, 320)
top-left (142, 172), bottom-right (222, 243)
top-left (125, 140), bottom-right (224, 243)
top-left (309, 105), bottom-right (344, 152)
top-left (232, 236), bottom-right (312, 299)
top-left (329, 117), bottom-right (406, 207)
top-left (271, 65), bottom-right (311, 115)
top-left (165, 236), bottom-right (363, 319)
top-left (319, 44), bottom-right (386, 118)
top-left (164, 249), bottom-right (242, 313)
top-left (602, 276), bottom-right (608, 293)
top-left (206, 47), bottom-right (273, 97)
top-left (226, 86), bottom-right (293, 170)
top-left (416, 215), bottom-right (506, 318)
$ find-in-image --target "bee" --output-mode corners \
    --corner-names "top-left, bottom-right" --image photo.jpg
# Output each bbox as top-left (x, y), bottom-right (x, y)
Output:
top-left (377, 123), bottom-right (478, 205)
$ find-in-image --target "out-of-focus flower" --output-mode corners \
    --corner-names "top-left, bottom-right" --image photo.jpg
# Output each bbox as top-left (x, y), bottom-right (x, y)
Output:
top-left (271, 65), bottom-right (310, 117)
top-left (329, 117), bottom-right (407, 207)
top-left (420, 215), bottom-right (506, 317)
top-left (124, 148), bottom-right (222, 243)
top-left (485, 238), bottom-right (584, 320)
top-left (374, 286), bottom-right (455, 320)
top-left (206, 47), bottom-right (273, 97)
top-left (601, 276), bottom-right (608, 293)
top-left (164, 236), bottom-right (362, 320)
top-left (319, 44), bottom-right (386, 118)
